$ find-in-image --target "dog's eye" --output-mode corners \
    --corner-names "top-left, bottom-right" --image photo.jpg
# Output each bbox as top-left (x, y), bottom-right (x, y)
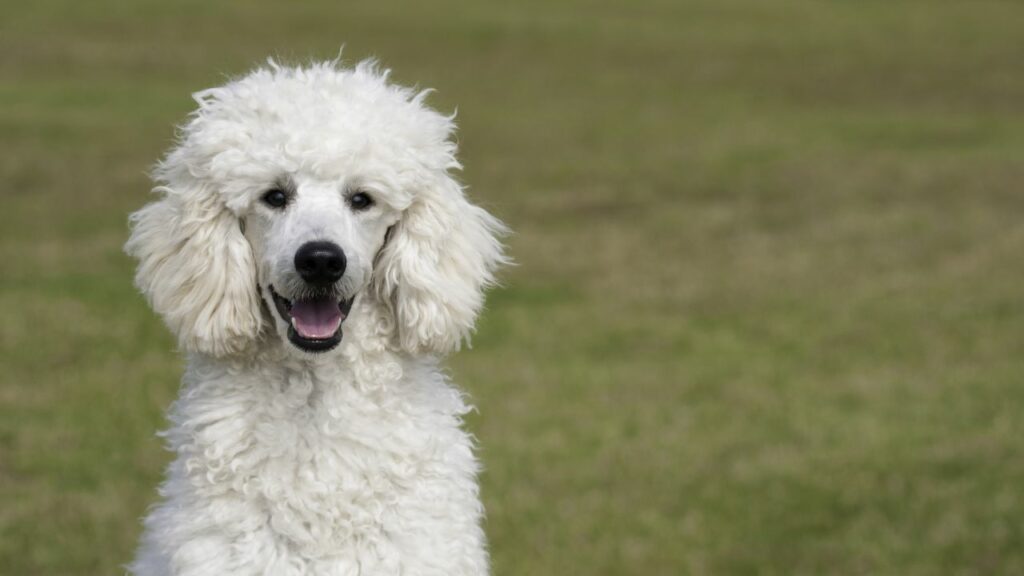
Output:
top-left (262, 189), bottom-right (288, 209)
top-left (348, 191), bottom-right (374, 211)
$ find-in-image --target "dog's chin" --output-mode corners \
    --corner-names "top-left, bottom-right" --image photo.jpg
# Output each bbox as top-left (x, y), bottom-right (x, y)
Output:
top-left (269, 285), bottom-right (354, 354)
top-left (286, 325), bottom-right (343, 353)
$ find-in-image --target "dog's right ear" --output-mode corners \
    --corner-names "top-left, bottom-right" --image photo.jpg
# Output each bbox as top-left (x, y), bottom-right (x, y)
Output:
top-left (125, 179), bottom-right (264, 357)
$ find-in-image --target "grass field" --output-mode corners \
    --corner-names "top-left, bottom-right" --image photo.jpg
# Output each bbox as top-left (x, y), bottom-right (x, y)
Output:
top-left (2, 0), bottom-right (1024, 574)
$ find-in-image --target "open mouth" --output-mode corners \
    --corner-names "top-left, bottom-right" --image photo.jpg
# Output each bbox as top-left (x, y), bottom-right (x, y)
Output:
top-left (269, 285), bottom-right (354, 352)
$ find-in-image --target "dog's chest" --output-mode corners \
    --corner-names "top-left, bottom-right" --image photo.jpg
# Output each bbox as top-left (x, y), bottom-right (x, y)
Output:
top-left (175, 360), bottom-right (477, 562)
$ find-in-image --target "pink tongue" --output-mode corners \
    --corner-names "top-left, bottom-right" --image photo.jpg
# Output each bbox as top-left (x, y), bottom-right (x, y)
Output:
top-left (290, 297), bottom-right (343, 339)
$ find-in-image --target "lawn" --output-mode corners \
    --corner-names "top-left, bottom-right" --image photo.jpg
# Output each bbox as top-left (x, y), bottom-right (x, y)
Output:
top-left (2, 0), bottom-right (1023, 574)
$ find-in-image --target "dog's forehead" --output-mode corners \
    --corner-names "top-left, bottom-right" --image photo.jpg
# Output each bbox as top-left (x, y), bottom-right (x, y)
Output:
top-left (168, 65), bottom-right (454, 216)
top-left (202, 110), bottom-right (426, 198)
top-left (196, 125), bottom-right (420, 215)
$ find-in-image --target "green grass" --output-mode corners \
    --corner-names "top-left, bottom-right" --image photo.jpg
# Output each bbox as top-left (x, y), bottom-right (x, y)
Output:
top-left (2, 0), bottom-right (1023, 574)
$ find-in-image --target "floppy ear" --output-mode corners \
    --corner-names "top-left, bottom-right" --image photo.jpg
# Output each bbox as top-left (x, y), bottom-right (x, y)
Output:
top-left (125, 181), bottom-right (263, 357)
top-left (374, 172), bottom-right (508, 355)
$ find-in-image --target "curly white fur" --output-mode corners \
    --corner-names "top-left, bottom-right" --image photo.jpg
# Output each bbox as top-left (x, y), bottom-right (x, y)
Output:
top-left (125, 59), bottom-right (508, 576)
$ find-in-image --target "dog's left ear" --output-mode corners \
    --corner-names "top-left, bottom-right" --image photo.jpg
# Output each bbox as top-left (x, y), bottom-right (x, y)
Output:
top-left (373, 171), bottom-right (508, 355)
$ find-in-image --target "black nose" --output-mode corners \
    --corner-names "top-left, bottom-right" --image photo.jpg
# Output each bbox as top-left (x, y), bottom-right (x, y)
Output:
top-left (294, 241), bottom-right (346, 285)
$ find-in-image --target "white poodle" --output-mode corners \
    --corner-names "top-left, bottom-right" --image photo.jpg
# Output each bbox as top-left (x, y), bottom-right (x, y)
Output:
top-left (124, 59), bottom-right (508, 576)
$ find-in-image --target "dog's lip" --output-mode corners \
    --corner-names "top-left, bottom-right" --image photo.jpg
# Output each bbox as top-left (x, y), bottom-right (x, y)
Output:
top-left (269, 285), bottom-right (355, 320)
top-left (268, 285), bottom-right (354, 352)
top-left (269, 285), bottom-right (295, 319)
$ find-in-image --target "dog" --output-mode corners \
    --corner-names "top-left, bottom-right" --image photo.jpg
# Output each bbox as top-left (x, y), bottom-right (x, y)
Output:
top-left (124, 59), bottom-right (508, 576)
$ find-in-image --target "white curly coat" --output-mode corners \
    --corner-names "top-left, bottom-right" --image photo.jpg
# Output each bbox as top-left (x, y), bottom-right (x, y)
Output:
top-left (124, 60), bottom-right (508, 576)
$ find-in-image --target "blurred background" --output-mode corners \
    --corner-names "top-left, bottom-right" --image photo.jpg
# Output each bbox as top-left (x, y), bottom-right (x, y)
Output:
top-left (2, 0), bottom-right (1023, 574)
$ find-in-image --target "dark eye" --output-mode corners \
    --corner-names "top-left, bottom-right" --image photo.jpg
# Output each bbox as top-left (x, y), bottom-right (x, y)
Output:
top-left (348, 191), bottom-right (374, 211)
top-left (261, 188), bottom-right (288, 209)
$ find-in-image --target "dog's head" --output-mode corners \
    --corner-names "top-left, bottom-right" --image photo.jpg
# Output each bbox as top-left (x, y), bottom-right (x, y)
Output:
top-left (125, 60), bottom-right (507, 357)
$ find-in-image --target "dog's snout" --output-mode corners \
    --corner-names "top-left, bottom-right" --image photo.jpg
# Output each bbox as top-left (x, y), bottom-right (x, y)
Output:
top-left (295, 241), bottom-right (346, 285)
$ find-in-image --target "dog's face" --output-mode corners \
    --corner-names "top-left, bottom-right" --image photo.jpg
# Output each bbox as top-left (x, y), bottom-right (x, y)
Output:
top-left (243, 174), bottom-right (401, 353)
top-left (125, 61), bottom-right (507, 359)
